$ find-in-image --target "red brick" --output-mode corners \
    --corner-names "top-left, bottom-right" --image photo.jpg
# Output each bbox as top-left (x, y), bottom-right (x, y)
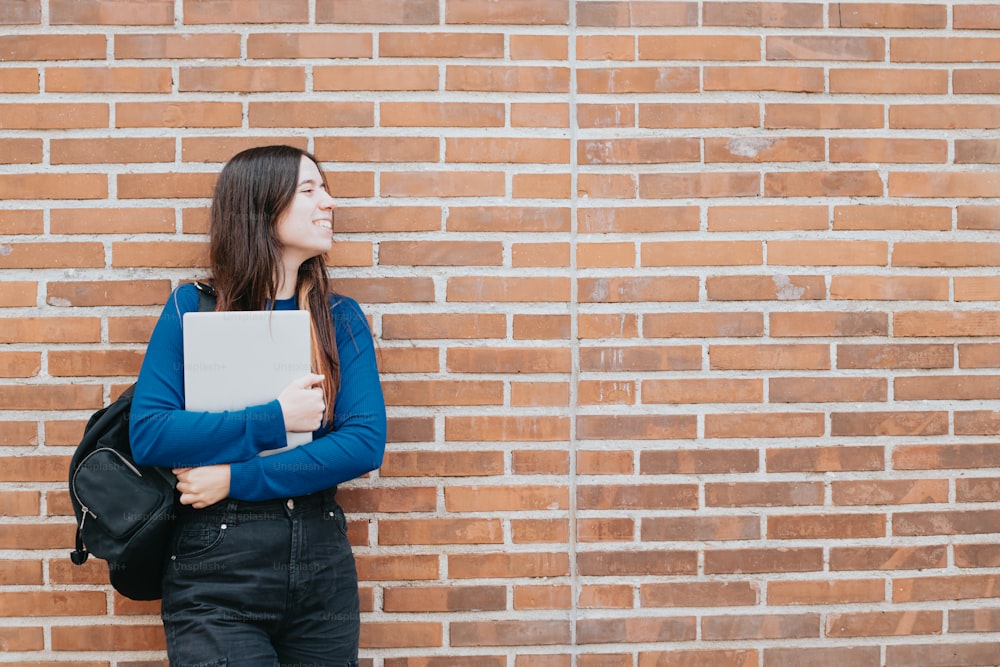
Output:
top-left (642, 516), bottom-right (760, 543)
top-left (706, 275), bottom-right (825, 301)
top-left (379, 518), bottom-right (502, 545)
top-left (510, 35), bottom-right (567, 61)
top-left (447, 65), bottom-right (569, 93)
top-left (642, 241), bottom-right (761, 266)
top-left (578, 484), bottom-right (697, 510)
top-left (183, 0), bottom-right (308, 23)
top-left (383, 585), bottom-right (505, 612)
top-left (577, 2), bottom-right (698, 27)
top-left (768, 579), bottom-right (884, 606)
top-left (445, 0), bottom-right (568, 25)
top-left (765, 170), bottom-right (884, 197)
top-left (577, 34), bottom-right (634, 61)
top-left (644, 581), bottom-right (754, 611)
top-left (643, 378), bottom-right (762, 404)
top-left (706, 482), bottom-right (823, 508)
top-left (833, 3), bottom-right (946, 28)
top-left (447, 485), bottom-right (568, 511)
top-left (704, 65), bottom-right (823, 93)
top-left (0, 0), bottom-right (40, 24)
top-left (49, 350), bottom-right (144, 377)
top-left (887, 643), bottom-right (1000, 667)
top-left (117, 101), bottom-right (241, 128)
top-left (770, 311), bottom-right (888, 337)
top-left (707, 2), bottom-right (822, 27)
top-left (446, 416), bottom-right (570, 442)
top-left (512, 518), bottom-right (568, 544)
top-left (577, 67), bottom-right (698, 94)
top-left (577, 415), bottom-right (696, 441)
top-left (577, 102), bottom-right (634, 128)
top-left (830, 545), bottom-right (946, 572)
top-left (380, 31), bottom-right (500, 57)
top-left (382, 102), bottom-right (504, 127)
top-left (768, 240), bottom-right (887, 265)
top-left (448, 552), bottom-right (569, 579)
top-left (639, 34), bottom-right (760, 60)
top-left (707, 205), bottom-right (827, 231)
top-left (706, 136), bottom-right (824, 163)
top-left (895, 311), bottom-right (1000, 337)
top-left (317, 0), bottom-right (438, 24)
top-left (463, 139), bottom-right (563, 166)
top-left (701, 613), bottom-right (819, 640)
top-left (831, 138), bottom-right (947, 163)
top-left (512, 102), bottom-right (570, 128)
top-left (765, 647), bottom-right (880, 666)
top-left (0, 627), bottom-right (43, 651)
top-left (767, 446), bottom-right (884, 473)
top-left (830, 68), bottom-right (947, 95)
top-left (768, 36), bottom-right (885, 61)
top-left (710, 344), bottom-right (830, 370)
top-left (0, 138), bottom-right (41, 163)
top-left (383, 171), bottom-right (504, 198)
top-left (47, 66), bottom-right (171, 92)
top-left (0, 34), bottom-right (106, 60)
top-left (447, 277), bottom-right (570, 302)
top-left (578, 551), bottom-right (696, 577)
top-left (51, 624), bottom-right (165, 651)
top-left (0, 591), bottom-right (106, 616)
top-left (705, 412), bottom-right (824, 439)
top-left (892, 37), bottom-right (1000, 63)
top-left (641, 449), bottom-right (758, 475)
top-left (383, 380), bottom-right (502, 407)
top-left (832, 411), bottom-right (948, 437)
top-left (2, 174), bottom-right (105, 205)
top-left (248, 101), bottom-right (373, 128)
top-left (0, 281), bottom-right (37, 307)
top-left (642, 103), bottom-right (759, 129)
top-left (362, 622), bottom-right (443, 649)
top-left (116, 32), bottom-right (241, 58)
top-left (180, 66), bottom-right (305, 92)
top-left (705, 548), bottom-right (822, 574)
top-left (894, 574), bottom-right (1000, 603)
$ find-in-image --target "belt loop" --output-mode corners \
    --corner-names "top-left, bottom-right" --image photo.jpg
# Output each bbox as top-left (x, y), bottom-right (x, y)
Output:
top-left (323, 487), bottom-right (338, 514)
top-left (223, 500), bottom-right (239, 527)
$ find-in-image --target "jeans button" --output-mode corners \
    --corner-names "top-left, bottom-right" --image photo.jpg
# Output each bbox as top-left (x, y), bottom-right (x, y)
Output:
top-left (286, 498), bottom-right (295, 510)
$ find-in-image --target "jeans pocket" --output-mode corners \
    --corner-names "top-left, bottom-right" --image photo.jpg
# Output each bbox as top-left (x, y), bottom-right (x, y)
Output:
top-left (327, 505), bottom-right (349, 537)
top-left (178, 659), bottom-right (226, 667)
top-left (172, 520), bottom-right (228, 560)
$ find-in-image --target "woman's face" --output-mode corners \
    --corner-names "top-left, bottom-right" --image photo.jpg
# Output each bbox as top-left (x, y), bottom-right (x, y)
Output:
top-left (275, 155), bottom-right (335, 265)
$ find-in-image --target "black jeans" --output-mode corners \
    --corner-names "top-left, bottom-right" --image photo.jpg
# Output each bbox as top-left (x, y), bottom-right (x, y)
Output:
top-left (161, 490), bottom-right (360, 667)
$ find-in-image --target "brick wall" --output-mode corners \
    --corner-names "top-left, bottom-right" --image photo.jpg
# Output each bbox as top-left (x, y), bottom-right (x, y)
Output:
top-left (2, 0), bottom-right (999, 664)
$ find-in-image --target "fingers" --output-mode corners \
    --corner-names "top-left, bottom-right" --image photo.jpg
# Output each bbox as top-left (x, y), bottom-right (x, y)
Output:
top-left (297, 373), bottom-right (325, 389)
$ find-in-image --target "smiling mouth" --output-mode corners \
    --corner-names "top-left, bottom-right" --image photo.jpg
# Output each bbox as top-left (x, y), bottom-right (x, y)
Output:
top-left (314, 219), bottom-right (332, 230)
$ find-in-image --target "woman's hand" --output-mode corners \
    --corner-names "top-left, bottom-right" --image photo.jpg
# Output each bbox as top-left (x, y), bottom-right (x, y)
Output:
top-left (278, 373), bottom-right (326, 433)
top-left (174, 465), bottom-right (231, 508)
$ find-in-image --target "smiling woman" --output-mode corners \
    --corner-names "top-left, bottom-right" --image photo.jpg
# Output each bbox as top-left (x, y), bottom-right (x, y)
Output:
top-left (275, 156), bottom-right (336, 292)
top-left (127, 145), bottom-right (386, 667)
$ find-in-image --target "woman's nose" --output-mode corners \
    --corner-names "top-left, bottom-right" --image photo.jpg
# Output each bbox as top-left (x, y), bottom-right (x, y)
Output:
top-left (319, 190), bottom-right (336, 209)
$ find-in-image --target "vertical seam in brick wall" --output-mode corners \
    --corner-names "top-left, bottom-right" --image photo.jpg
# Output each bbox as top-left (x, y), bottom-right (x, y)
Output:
top-left (568, 0), bottom-right (580, 652)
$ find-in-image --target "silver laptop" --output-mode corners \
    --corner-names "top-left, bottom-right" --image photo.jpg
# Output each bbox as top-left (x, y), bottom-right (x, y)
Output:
top-left (183, 310), bottom-right (313, 453)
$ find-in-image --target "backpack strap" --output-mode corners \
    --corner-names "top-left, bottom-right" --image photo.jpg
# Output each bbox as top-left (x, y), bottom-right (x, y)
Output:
top-left (193, 281), bottom-right (217, 312)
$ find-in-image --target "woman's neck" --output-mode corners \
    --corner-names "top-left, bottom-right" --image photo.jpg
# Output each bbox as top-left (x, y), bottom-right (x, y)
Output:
top-left (275, 262), bottom-right (300, 300)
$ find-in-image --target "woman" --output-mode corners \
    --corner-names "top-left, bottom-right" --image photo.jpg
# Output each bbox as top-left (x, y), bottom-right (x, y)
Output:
top-left (130, 145), bottom-right (386, 667)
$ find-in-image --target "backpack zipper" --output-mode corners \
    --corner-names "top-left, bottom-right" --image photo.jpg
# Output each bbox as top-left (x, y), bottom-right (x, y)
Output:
top-left (71, 448), bottom-right (144, 521)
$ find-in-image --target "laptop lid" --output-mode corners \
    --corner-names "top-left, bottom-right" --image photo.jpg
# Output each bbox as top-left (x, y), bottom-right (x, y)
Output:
top-left (182, 310), bottom-right (313, 452)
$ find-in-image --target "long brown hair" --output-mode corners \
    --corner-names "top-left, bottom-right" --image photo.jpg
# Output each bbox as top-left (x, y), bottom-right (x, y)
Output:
top-left (208, 144), bottom-right (339, 424)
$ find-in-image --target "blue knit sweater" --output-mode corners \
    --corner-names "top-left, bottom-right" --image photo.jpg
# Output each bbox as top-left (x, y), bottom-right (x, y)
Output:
top-left (129, 283), bottom-right (386, 501)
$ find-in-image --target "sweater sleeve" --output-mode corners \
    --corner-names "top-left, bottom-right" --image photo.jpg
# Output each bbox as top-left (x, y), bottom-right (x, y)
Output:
top-left (227, 296), bottom-right (387, 501)
top-left (129, 284), bottom-right (290, 468)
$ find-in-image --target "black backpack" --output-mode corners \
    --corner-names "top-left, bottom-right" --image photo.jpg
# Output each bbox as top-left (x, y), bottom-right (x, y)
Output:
top-left (68, 284), bottom-right (215, 600)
